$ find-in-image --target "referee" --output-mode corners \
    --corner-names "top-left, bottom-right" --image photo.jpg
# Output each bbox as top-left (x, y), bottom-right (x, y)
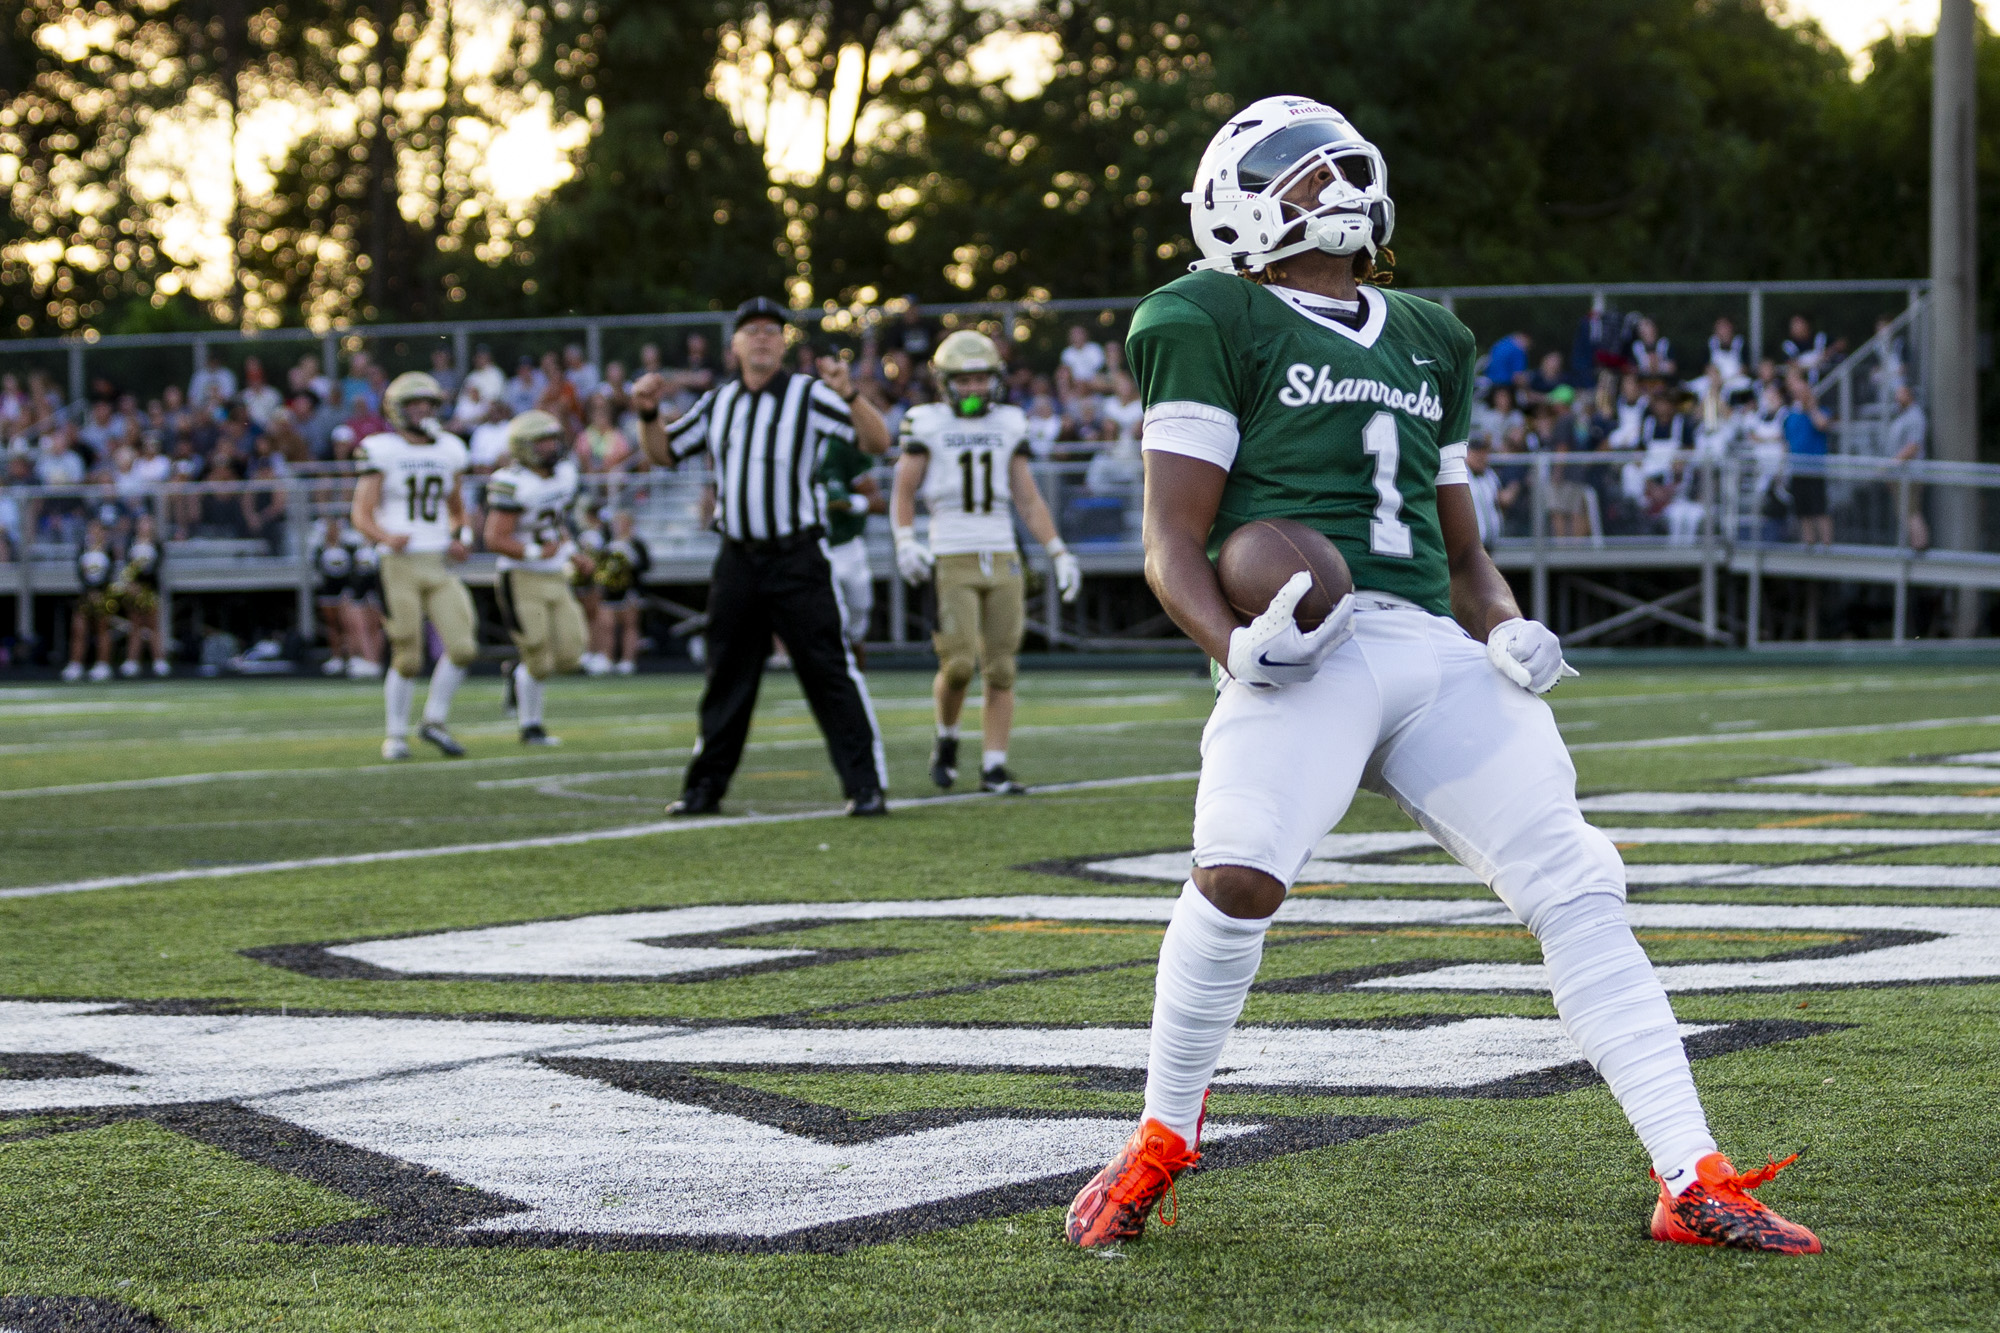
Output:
top-left (633, 297), bottom-right (892, 816)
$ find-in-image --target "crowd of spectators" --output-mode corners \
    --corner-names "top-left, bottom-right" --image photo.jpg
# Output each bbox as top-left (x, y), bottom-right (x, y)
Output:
top-left (1463, 307), bottom-right (1927, 551)
top-left (0, 301), bottom-right (1929, 569)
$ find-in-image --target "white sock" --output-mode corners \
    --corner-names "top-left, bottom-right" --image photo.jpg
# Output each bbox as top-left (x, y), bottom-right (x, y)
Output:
top-left (1142, 880), bottom-right (1272, 1143)
top-left (937, 723), bottom-right (959, 739)
top-left (1533, 893), bottom-right (1717, 1194)
top-left (515, 664), bottom-right (544, 728)
top-left (983, 749), bottom-right (1007, 771)
top-left (423, 659), bottom-right (467, 725)
top-left (384, 669), bottom-right (415, 739)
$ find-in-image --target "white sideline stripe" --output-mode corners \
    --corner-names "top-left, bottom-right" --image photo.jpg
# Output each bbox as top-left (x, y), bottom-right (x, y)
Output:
top-left (1579, 791), bottom-right (2000, 816)
top-left (1315, 826), bottom-right (2000, 854)
top-left (1089, 852), bottom-right (2000, 891)
top-left (0, 771), bottom-right (1201, 900)
top-left (1744, 765), bottom-right (2000, 787)
top-left (1568, 714), bottom-right (2000, 752)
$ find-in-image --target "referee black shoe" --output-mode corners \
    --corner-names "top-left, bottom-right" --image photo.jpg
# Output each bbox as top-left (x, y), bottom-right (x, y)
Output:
top-left (667, 785), bottom-right (723, 817)
top-left (980, 765), bottom-right (1027, 795)
top-left (519, 723), bottom-right (560, 747)
top-left (845, 790), bottom-right (889, 817)
top-left (929, 736), bottom-right (959, 789)
top-left (417, 722), bottom-right (466, 758)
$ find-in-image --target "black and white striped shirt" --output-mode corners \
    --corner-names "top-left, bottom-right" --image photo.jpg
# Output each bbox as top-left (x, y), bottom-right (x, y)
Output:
top-left (665, 372), bottom-right (857, 541)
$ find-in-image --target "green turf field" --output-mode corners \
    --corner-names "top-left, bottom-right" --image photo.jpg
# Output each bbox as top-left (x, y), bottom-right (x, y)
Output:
top-left (2, 664), bottom-right (1999, 1331)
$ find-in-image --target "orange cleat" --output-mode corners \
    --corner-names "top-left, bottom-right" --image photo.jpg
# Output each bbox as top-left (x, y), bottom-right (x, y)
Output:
top-left (1651, 1152), bottom-right (1821, 1254)
top-left (1066, 1113), bottom-right (1202, 1248)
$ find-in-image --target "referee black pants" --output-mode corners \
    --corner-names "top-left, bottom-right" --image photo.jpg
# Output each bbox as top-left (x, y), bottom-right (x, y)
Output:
top-left (683, 534), bottom-right (887, 801)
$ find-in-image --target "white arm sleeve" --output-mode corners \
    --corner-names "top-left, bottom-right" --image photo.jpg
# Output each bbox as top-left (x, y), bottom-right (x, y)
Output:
top-left (1435, 442), bottom-right (1470, 486)
top-left (1140, 400), bottom-right (1240, 471)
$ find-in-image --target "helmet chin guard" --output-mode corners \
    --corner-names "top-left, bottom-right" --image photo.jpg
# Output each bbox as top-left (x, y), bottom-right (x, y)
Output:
top-left (1183, 96), bottom-right (1395, 275)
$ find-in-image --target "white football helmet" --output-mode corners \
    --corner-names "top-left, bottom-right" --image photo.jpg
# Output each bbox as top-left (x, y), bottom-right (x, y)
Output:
top-left (1184, 96), bottom-right (1394, 275)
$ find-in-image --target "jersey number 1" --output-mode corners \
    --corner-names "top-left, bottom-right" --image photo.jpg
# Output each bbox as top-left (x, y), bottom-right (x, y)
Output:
top-left (959, 450), bottom-right (995, 514)
top-left (1362, 412), bottom-right (1413, 558)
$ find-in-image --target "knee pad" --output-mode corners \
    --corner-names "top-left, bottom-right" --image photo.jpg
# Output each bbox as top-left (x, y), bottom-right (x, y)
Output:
top-left (982, 652), bottom-right (1018, 690)
top-left (1490, 819), bottom-right (1627, 930)
top-left (388, 633), bottom-right (425, 678)
top-left (522, 642), bottom-right (556, 679)
top-left (446, 641), bottom-right (479, 669)
top-left (939, 654), bottom-right (976, 691)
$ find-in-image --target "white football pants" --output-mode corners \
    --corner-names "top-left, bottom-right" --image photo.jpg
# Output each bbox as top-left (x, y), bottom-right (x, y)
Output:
top-left (1144, 594), bottom-right (1716, 1182)
top-left (826, 537), bottom-right (874, 645)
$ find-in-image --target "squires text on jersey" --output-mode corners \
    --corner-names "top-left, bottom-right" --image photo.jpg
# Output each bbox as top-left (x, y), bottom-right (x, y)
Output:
top-left (1277, 364), bottom-right (1445, 422)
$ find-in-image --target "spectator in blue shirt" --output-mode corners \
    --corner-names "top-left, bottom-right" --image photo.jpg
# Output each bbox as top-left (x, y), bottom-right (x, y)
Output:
top-left (1485, 332), bottom-right (1531, 394)
top-left (1783, 374), bottom-right (1833, 547)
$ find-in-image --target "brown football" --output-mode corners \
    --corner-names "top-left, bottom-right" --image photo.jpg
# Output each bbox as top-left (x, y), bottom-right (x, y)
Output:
top-left (1216, 518), bottom-right (1353, 630)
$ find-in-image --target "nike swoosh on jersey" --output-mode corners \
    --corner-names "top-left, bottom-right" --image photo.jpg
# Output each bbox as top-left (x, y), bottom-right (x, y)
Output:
top-left (1412, 354), bottom-right (1437, 366)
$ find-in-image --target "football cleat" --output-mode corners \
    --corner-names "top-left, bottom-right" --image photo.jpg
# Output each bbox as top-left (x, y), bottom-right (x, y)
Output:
top-left (381, 736), bottom-right (410, 761)
top-left (1651, 1153), bottom-right (1820, 1254)
top-left (845, 789), bottom-right (889, 817)
top-left (929, 736), bottom-right (959, 789)
top-left (1066, 1113), bottom-right (1203, 1248)
top-left (667, 785), bottom-right (723, 817)
top-left (520, 723), bottom-right (561, 747)
top-left (417, 722), bottom-right (465, 758)
top-left (980, 765), bottom-right (1027, 795)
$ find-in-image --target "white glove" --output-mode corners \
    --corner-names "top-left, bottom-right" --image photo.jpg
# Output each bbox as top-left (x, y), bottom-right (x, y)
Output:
top-left (1486, 617), bottom-right (1579, 694)
top-left (1225, 572), bottom-right (1355, 689)
top-left (893, 525), bottom-right (933, 585)
top-left (1047, 539), bottom-right (1081, 604)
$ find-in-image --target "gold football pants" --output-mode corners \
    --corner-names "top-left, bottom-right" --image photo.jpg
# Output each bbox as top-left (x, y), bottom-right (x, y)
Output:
top-left (932, 551), bottom-right (1023, 691)
top-left (497, 567), bottom-right (587, 680)
top-left (379, 550), bottom-right (479, 677)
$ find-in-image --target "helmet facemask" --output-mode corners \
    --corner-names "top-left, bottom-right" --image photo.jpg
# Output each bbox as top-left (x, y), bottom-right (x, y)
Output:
top-left (946, 372), bottom-right (998, 418)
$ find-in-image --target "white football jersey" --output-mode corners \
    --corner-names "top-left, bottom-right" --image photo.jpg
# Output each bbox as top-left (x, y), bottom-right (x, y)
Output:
top-left (901, 402), bottom-right (1030, 555)
top-left (486, 459), bottom-right (580, 573)
top-left (359, 430), bottom-right (470, 554)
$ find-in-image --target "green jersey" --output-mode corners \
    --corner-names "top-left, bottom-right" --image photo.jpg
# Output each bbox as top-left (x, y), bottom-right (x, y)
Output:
top-left (817, 437), bottom-right (876, 545)
top-left (1125, 271), bottom-right (1476, 616)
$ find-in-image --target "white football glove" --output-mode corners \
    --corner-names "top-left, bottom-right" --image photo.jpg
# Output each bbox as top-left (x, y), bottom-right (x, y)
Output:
top-left (1047, 539), bottom-right (1081, 604)
top-left (1225, 572), bottom-right (1355, 690)
top-left (1485, 617), bottom-right (1579, 694)
top-left (893, 525), bottom-right (933, 585)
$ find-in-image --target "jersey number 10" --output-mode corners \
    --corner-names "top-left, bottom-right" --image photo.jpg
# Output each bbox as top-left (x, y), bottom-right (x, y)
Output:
top-left (958, 450), bottom-right (996, 514)
top-left (404, 474), bottom-right (446, 523)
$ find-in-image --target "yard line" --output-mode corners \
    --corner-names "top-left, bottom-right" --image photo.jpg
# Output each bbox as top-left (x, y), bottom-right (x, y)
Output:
top-left (1547, 673), bottom-right (2000, 709)
top-left (1568, 714), bottom-right (2000, 752)
top-left (1578, 791), bottom-right (2000, 816)
top-left (0, 771), bottom-right (1200, 900)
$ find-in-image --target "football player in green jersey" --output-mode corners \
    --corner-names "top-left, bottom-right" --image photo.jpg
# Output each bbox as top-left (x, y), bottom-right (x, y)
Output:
top-left (1066, 95), bottom-right (1818, 1256)
top-left (817, 434), bottom-right (885, 666)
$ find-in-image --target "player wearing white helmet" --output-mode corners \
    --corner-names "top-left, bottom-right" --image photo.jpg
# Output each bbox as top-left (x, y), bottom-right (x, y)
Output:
top-left (349, 370), bottom-right (477, 760)
top-left (483, 410), bottom-right (592, 746)
top-left (1065, 96), bottom-right (1819, 1256)
top-left (893, 329), bottom-right (1081, 794)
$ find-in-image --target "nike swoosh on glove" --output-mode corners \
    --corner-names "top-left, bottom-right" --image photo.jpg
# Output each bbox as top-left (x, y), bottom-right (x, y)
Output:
top-left (893, 527), bottom-right (933, 585)
top-left (1225, 572), bottom-right (1355, 689)
top-left (1485, 617), bottom-right (1580, 694)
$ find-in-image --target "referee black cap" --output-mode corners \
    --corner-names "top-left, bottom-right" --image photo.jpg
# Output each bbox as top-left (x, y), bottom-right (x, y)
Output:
top-left (734, 296), bottom-right (792, 328)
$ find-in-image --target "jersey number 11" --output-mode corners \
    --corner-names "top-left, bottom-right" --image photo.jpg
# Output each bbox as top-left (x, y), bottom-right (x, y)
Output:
top-left (959, 450), bottom-right (995, 514)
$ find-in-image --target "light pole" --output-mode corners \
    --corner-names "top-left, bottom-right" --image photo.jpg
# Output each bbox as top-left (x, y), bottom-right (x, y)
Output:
top-left (1930, 0), bottom-right (1980, 632)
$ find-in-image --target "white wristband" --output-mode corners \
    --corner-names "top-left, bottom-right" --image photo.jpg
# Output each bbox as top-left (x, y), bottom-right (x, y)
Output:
top-left (1044, 537), bottom-right (1069, 557)
top-left (893, 525), bottom-right (917, 545)
top-left (456, 526), bottom-right (474, 546)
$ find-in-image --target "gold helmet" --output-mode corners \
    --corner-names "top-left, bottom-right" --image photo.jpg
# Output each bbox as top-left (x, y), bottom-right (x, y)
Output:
top-left (506, 409), bottom-right (567, 472)
top-left (384, 371), bottom-right (445, 430)
top-left (932, 330), bottom-right (1004, 418)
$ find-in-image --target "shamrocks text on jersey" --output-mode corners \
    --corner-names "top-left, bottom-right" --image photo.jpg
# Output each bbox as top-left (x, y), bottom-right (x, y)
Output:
top-left (486, 459), bottom-right (580, 574)
top-left (900, 402), bottom-right (1031, 556)
top-left (1126, 272), bottom-right (1475, 615)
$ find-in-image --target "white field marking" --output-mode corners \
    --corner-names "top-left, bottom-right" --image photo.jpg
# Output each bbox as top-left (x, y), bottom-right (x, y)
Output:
top-left (313, 894), bottom-right (2000, 992)
top-left (1310, 827), bottom-right (2000, 856)
top-left (1743, 765), bottom-right (2000, 787)
top-left (1546, 673), bottom-right (2000, 709)
top-left (4, 998), bottom-right (1673, 1239)
top-left (1087, 852), bottom-right (2000, 891)
top-left (1567, 714), bottom-right (2000, 752)
top-left (0, 772), bottom-right (1202, 901)
top-left (1948, 750), bottom-right (2000, 764)
top-left (1578, 791), bottom-right (2000, 816)
top-left (0, 701), bottom-right (174, 717)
